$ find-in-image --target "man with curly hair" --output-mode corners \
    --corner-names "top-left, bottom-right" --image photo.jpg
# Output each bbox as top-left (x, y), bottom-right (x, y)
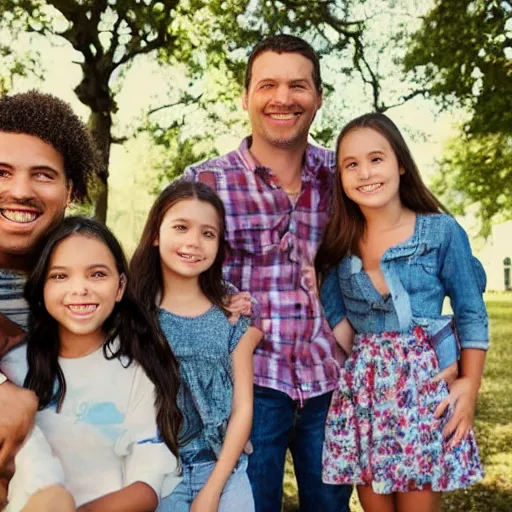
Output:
top-left (0, 90), bottom-right (100, 511)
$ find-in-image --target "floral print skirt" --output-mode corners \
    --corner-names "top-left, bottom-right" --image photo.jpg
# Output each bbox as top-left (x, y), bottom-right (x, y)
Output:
top-left (322, 326), bottom-right (483, 493)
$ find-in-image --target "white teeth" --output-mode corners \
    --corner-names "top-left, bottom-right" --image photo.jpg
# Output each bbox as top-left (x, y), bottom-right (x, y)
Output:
top-left (68, 305), bottom-right (97, 314)
top-left (269, 113), bottom-right (296, 120)
top-left (358, 183), bottom-right (382, 192)
top-left (1, 210), bottom-right (38, 223)
top-left (179, 253), bottom-right (200, 262)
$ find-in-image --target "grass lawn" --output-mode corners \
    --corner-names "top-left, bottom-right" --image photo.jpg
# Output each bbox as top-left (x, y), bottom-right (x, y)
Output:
top-left (282, 293), bottom-right (512, 511)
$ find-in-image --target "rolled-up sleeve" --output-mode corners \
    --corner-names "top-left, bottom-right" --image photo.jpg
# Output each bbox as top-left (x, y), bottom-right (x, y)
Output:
top-left (320, 267), bottom-right (347, 329)
top-left (439, 218), bottom-right (489, 350)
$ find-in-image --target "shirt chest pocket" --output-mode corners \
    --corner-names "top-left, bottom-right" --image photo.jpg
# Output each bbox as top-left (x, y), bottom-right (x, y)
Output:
top-left (226, 214), bottom-right (282, 255)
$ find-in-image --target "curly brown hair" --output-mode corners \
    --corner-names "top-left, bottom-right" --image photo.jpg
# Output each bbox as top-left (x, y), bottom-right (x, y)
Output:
top-left (0, 90), bottom-right (101, 203)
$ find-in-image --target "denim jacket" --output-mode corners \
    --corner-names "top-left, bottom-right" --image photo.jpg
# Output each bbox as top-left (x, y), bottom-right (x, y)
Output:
top-left (320, 213), bottom-right (489, 369)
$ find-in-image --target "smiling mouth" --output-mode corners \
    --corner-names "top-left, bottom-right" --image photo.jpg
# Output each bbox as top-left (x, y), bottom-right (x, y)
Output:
top-left (268, 113), bottom-right (301, 120)
top-left (67, 304), bottom-right (98, 315)
top-left (358, 183), bottom-right (383, 193)
top-left (178, 252), bottom-right (203, 263)
top-left (0, 209), bottom-right (41, 223)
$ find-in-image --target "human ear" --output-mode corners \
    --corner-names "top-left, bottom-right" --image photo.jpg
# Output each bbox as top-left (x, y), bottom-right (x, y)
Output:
top-left (242, 93), bottom-right (248, 111)
top-left (116, 274), bottom-right (127, 302)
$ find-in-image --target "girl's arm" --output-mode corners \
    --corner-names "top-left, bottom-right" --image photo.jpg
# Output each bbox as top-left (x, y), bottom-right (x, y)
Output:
top-left (191, 326), bottom-right (262, 512)
top-left (331, 318), bottom-right (354, 356)
top-left (435, 217), bottom-right (488, 445)
top-left (76, 483), bottom-right (156, 512)
top-left (319, 267), bottom-right (353, 355)
top-left (435, 349), bottom-right (486, 446)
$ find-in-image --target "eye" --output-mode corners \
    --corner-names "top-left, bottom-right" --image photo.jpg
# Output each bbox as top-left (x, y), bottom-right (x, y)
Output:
top-left (34, 171), bottom-right (54, 181)
top-left (48, 273), bottom-right (66, 281)
top-left (173, 224), bottom-right (187, 232)
top-left (292, 84), bottom-right (306, 89)
top-left (345, 162), bottom-right (357, 170)
top-left (260, 83), bottom-right (273, 90)
top-left (372, 157), bottom-right (382, 163)
top-left (203, 230), bottom-right (216, 239)
top-left (90, 270), bottom-right (107, 278)
top-left (0, 169), bottom-right (10, 178)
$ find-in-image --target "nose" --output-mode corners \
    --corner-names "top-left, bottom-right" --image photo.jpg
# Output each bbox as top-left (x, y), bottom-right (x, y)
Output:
top-left (68, 276), bottom-right (89, 296)
top-left (184, 228), bottom-right (201, 248)
top-left (6, 171), bottom-right (35, 200)
top-left (273, 84), bottom-right (292, 105)
top-left (358, 162), bottom-right (371, 180)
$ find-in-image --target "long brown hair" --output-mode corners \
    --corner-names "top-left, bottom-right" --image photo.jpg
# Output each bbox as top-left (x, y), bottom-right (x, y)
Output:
top-left (315, 113), bottom-right (449, 280)
top-left (130, 180), bottom-right (228, 317)
top-left (24, 216), bottom-right (182, 459)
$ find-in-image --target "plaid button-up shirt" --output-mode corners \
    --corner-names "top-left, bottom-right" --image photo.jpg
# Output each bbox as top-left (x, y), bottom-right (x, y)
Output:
top-left (184, 138), bottom-right (345, 402)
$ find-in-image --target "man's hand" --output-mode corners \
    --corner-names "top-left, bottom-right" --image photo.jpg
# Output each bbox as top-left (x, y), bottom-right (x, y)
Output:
top-left (0, 315), bottom-right (25, 359)
top-left (0, 457), bottom-right (14, 509)
top-left (0, 382), bottom-right (38, 470)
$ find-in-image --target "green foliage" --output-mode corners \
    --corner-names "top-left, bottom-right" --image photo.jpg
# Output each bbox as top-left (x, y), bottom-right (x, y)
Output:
top-left (405, 0), bottom-right (512, 230)
top-left (431, 133), bottom-right (512, 237)
top-left (405, 0), bottom-right (512, 137)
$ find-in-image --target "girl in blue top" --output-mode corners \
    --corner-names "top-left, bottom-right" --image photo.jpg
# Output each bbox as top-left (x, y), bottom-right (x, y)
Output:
top-left (315, 113), bottom-right (486, 512)
top-left (130, 180), bottom-right (262, 512)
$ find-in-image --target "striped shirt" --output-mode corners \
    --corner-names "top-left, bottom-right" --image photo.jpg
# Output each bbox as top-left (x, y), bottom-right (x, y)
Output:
top-left (0, 269), bottom-right (28, 329)
top-left (184, 137), bottom-right (345, 402)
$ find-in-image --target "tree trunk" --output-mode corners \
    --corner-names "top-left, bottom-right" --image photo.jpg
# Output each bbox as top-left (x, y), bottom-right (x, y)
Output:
top-left (88, 110), bottom-right (112, 224)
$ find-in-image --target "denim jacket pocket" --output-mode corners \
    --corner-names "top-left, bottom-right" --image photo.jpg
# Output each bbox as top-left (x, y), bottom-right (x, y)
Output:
top-left (408, 245), bottom-right (438, 276)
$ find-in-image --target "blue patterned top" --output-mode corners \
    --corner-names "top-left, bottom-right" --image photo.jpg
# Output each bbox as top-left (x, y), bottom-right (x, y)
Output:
top-left (159, 305), bottom-right (250, 462)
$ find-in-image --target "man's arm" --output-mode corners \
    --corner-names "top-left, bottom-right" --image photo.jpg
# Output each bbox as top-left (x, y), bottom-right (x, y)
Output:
top-left (0, 314), bottom-right (25, 359)
top-left (0, 380), bottom-right (37, 469)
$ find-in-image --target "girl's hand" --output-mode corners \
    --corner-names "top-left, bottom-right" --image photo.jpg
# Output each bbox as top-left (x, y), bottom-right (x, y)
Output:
top-left (432, 361), bottom-right (458, 388)
top-left (190, 486), bottom-right (221, 512)
top-left (434, 376), bottom-right (478, 446)
top-left (225, 292), bottom-right (252, 323)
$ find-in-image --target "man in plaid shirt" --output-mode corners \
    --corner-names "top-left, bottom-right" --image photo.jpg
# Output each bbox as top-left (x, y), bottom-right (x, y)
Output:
top-left (184, 35), bottom-right (352, 511)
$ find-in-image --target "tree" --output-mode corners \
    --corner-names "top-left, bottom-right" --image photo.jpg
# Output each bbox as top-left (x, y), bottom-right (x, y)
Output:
top-left (432, 132), bottom-right (512, 236)
top-left (2, 0), bottom-right (426, 221)
top-left (405, 0), bottom-right (512, 137)
top-left (404, 0), bottom-right (512, 230)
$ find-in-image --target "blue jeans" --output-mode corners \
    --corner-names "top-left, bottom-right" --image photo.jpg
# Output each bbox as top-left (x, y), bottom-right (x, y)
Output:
top-left (157, 456), bottom-right (254, 512)
top-left (247, 385), bottom-right (352, 512)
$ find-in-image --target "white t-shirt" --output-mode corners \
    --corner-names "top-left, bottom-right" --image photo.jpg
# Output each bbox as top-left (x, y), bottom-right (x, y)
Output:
top-left (1, 343), bottom-right (181, 508)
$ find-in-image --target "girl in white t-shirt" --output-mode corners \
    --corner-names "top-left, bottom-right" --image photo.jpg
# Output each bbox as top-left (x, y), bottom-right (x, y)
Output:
top-left (2, 216), bottom-right (183, 511)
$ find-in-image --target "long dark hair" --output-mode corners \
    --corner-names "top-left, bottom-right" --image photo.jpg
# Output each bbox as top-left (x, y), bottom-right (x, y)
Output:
top-left (23, 216), bottom-right (182, 458)
top-left (315, 112), bottom-right (449, 280)
top-left (130, 180), bottom-right (228, 317)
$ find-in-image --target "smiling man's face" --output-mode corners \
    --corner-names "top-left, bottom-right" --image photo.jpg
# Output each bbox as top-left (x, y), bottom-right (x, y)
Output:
top-left (0, 132), bottom-right (70, 266)
top-left (243, 51), bottom-right (322, 150)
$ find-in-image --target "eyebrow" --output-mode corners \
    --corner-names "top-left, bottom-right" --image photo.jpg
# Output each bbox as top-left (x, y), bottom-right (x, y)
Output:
top-left (0, 162), bottom-right (61, 175)
top-left (48, 264), bottom-right (112, 271)
top-left (171, 217), bottom-right (219, 231)
top-left (340, 150), bottom-right (386, 164)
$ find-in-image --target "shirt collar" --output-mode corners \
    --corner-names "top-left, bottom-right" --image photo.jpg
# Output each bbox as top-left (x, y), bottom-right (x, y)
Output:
top-left (236, 136), bottom-right (326, 182)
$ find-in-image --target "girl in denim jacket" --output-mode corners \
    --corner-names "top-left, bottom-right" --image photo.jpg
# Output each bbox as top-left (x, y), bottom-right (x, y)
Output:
top-left (131, 180), bottom-right (262, 512)
top-left (315, 113), bottom-right (487, 512)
